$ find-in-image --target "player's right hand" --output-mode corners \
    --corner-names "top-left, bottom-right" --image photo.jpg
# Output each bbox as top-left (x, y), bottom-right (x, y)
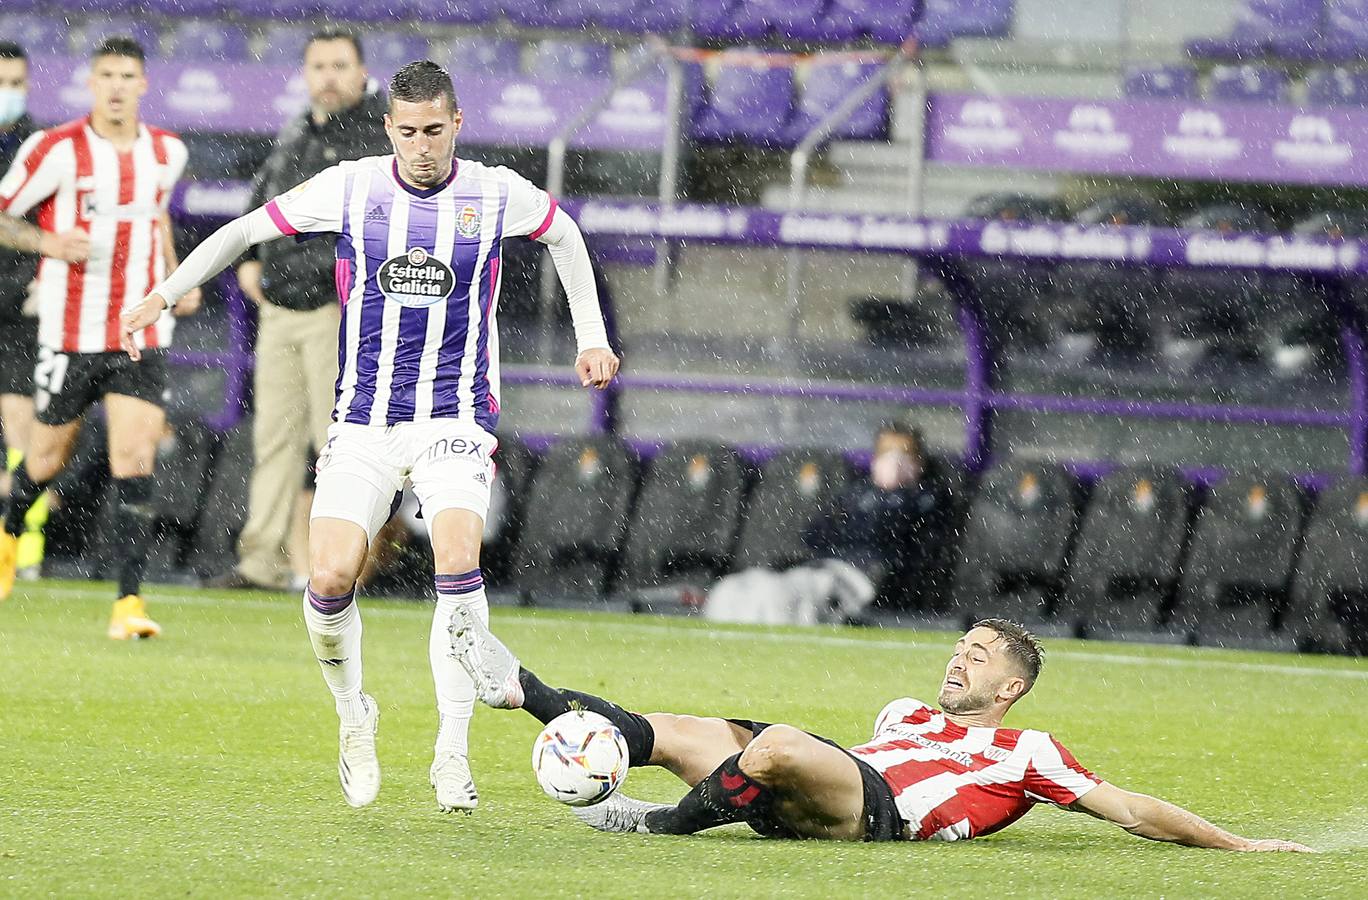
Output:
top-left (38, 227), bottom-right (90, 263)
top-left (119, 293), bottom-right (168, 361)
top-left (1240, 838), bottom-right (1317, 853)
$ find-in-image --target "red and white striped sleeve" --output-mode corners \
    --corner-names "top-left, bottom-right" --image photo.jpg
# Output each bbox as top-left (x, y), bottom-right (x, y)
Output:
top-left (0, 129), bottom-right (67, 216)
top-left (1022, 732), bottom-right (1102, 806)
top-left (871, 698), bottom-right (930, 737)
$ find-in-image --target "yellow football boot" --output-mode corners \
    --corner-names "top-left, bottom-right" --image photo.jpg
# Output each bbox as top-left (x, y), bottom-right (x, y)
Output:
top-left (107, 594), bottom-right (162, 640)
top-left (0, 532), bottom-right (16, 601)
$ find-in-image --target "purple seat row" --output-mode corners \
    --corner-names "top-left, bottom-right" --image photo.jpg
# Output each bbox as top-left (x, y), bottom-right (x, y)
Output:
top-left (1124, 62), bottom-right (1368, 107)
top-left (0, 1), bottom-right (1015, 47)
top-left (1188, 0), bottom-right (1368, 63)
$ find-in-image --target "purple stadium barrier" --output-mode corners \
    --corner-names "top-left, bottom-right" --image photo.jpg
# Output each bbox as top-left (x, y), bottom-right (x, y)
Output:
top-left (1208, 64), bottom-right (1292, 104)
top-left (1122, 64), bottom-right (1199, 100)
top-left (1307, 67), bottom-right (1368, 106)
top-left (1188, 0), bottom-right (1324, 60)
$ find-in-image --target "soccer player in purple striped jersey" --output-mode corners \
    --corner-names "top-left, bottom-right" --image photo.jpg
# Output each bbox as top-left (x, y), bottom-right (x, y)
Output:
top-left (118, 62), bottom-right (620, 813)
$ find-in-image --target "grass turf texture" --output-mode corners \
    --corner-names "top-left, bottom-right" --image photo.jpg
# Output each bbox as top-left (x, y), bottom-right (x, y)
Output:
top-left (2, 581), bottom-right (1365, 898)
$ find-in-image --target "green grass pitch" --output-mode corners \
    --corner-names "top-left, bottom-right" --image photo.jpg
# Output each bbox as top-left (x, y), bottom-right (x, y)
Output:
top-left (2, 580), bottom-right (1365, 898)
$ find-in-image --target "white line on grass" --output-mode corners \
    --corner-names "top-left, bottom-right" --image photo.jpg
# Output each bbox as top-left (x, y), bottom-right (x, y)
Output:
top-left (27, 584), bottom-right (1368, 682)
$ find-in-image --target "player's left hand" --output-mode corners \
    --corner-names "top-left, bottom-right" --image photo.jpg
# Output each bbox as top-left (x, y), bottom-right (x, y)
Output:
top-left (119, 293), bottom-right (169, 361)
top-left (1240, 839), bottom-right (1317, 853)
top-left (172, 286), bottom-right (202, 317)
top-left (576, 348), bottom-right (620, 390)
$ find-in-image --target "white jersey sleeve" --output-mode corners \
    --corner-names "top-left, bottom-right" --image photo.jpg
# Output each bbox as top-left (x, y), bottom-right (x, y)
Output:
top-left (0, 130), bottom-right (67, 217)
top-left (499, 166), bottom-right (558, 240)
top-left (263, 164), bottom-right (348, 236)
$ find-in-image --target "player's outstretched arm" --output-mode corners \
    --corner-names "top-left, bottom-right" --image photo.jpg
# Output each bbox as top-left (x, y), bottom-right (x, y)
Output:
top-left (537, 207), bottom-right (620, 389)
top-left (0, 213), bottom-right (89, 262)
top-left (1068, 782), bottom-right (1315, 852)
top-left (120, 206), bottom-right (284, 360)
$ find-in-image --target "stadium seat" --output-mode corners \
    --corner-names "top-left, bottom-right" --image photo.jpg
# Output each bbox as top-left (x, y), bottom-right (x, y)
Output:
top-left (505, 0), bottom-right (591, 30)
top-left (958, 193), bottom-right (1068, 350)
top-left (364, 33), bottom-right (430, 70)
top-left (788, 0), bottom-right (922, 44)
top-left (1121, 64), bottom-right (1199, 100)
top-left (1207, 64), bottom-right (1291, 103)
top-left (526, 40), bottom-right (614, 80)
top-left (595, 0), bottom-right (690, 33)
top-left (1314, 0), bottom-right (1368, 61)
top-left (167, 22), bottom-right (251, 63)
top-left (1186, 0), bottom-right (1324, 60)
top-left (81, 18), bottom-right (164, 57)
top-left (915, 0), bottom-right (1015, 49)
top-left (1057, 466), bottom-right (1192, 639)
top-left (510, 435), bottom-right (638, 600)
top-left (732, 449), bottom-right (851, 571)
top-left (439, 37), bottom-right (524, 78)
top-left (691, 56), bottom-right (796, 146)
top-left (1286, 477), bottom-right (1368, 654)
top-left (1158, 204), bottom-right (1279, 364)
top-left (782, 58), bottom-right (889, 144)
top-left (184, 420), bottom-right (253, 579)
top-left (482, 434), bottom-right (540, 588)
top-left (1306, 67), bottom-right (1368, 105)
top-left (1175, 471), bottom-right (1303, 649)
top-left (1051, 194), bottom-right (1169, 355)
top-left (0, 14), bottom-right (70, 57)
top-left (617, 441), bottom-right (748, 592)
top-left (951, 459), bottom-right (1080, 630)
top-left (703, 0), bottom-right (833, 42)
top-left (409, 0), bottom-right (498, 25)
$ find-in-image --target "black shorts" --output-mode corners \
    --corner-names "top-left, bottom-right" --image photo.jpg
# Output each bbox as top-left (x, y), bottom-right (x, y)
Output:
top-left (0, 317), bottom-right (38, 396)
top-left (728, 718), bottom-right (907, 843)
top-left (34, 347), bottom-right (168, 426)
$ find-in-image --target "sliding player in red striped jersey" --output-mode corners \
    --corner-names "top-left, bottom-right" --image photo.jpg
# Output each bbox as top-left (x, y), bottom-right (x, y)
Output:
top-left (452, 613), bottom-right (1313, 851)
top-left (0, 37), bottom-right (199, 640)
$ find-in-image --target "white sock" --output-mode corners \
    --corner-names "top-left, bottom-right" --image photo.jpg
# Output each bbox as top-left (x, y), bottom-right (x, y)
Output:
top-left (432, 571), bottom-right (490, 759)
top-left (302, 585), bottom-right (366, 725)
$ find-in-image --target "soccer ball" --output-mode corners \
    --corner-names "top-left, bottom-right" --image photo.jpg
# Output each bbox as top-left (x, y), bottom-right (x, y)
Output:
top-left (531, 710), bottom-right (629, 807)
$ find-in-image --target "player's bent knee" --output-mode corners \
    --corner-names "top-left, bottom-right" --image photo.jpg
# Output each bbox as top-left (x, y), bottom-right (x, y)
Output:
top-left (739, 724), bottom-right (806, 783)
top-left (309, 560), bottom-right (360, 597)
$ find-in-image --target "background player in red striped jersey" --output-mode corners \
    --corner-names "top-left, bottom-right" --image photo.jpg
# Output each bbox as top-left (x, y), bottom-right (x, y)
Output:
top-left (0, 37), bottom-right (199, 640)
top-left (452, 612), bottom-right (1313, 851)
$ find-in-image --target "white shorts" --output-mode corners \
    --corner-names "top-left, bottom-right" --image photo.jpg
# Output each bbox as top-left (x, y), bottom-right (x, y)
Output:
top-left (310, 419), bottom-right (498, 543)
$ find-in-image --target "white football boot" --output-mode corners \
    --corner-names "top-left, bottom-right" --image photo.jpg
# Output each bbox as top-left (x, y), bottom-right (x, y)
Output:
top-left (338, 693), bottom-right (381, 808)
top-left (430, 752), bottom-right (479, 814)
top-left (572, 793), bottom-right (672, 834)
top-left (448, 604), bottom-right (524, 709)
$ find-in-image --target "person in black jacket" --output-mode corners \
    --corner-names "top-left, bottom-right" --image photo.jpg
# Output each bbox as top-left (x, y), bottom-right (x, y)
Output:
top-left (803, 421), bottom-right (950, 596)
top-left (213, 30), bottom-right (392, 591)
top-left (0, 41), bottom-right (48, 577)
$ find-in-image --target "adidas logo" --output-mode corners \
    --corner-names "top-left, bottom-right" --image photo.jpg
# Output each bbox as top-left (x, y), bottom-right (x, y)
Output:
top-left (364, 205), bottom-right (386, 221)
top-left (473, 472), bottom-right (488, 485)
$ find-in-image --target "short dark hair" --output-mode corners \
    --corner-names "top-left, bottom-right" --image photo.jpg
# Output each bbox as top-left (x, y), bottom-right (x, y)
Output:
top-left (306, 29), bottom-right (364, 64)
top-left (91, 36), bottom-right (145, 65)
top-left (877, 420), bottom-right (924, 455)
top-left (973, 618), bottom-right (1044, 688)
top-left (389, 61), bottom-right (458, 113)
top-left (0, 42), bottom-right (27, 62)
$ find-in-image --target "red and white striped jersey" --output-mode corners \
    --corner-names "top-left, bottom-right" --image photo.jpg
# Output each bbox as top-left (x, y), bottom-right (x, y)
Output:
top-left (0, 117), bottom-right (188, 354)
top-left (849, 698), bottom-right (1101, 842)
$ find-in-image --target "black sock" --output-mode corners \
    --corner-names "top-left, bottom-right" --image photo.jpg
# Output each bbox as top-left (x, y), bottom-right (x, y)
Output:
top-left (643, 753), bottom-right (776, 836)
top-left (113, 476), bottom-right (156, 597)
top-left (517, 667), bottom-right (656, 767)
top-left (3, 465), bottom-right (49, 536)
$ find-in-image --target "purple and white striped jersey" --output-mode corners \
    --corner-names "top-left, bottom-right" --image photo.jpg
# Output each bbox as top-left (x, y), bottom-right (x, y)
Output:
top-left (263, 155), bottom-right (560, 430)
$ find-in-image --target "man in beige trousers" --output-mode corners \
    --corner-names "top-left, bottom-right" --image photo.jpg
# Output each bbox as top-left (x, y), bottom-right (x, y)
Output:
top-left (211, 30), bottom-right (391, 591)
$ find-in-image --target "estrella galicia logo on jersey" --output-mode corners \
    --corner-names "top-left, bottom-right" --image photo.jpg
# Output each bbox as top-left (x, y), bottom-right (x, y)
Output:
top-left (378, 246), bottom-right (456, 308)
top-left (456, 204), bottom-right (482, 238)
